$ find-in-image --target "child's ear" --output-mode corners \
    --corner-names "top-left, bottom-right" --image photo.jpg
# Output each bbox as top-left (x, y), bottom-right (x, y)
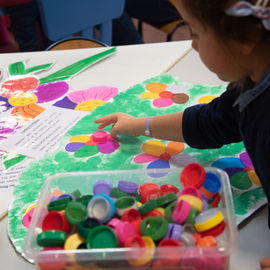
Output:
top-left (236, 41), bottom-right (257, 55)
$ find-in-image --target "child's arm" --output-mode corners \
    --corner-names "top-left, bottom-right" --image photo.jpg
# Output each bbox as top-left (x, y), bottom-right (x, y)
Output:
top-left (94, 112), bottom-right (184, 142)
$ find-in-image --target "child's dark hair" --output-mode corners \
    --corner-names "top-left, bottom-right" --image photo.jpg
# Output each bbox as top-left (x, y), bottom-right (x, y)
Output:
top-left (181, 0), bottom-right (270, 44)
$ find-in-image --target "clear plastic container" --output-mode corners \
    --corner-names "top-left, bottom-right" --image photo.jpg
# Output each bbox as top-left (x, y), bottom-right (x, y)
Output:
top-left (23, 167), bottom-right (238, 270)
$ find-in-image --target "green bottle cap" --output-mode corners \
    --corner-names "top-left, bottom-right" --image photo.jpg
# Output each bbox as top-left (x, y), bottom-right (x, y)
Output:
top-left (47, 196), bottom-right (71, 211)
top-left (71, 189), bottom-right (82, 199)
top-left (138, 199), bottom-right (157, 216)
top-left (78, 218), bottom-right (101, 239)
top-left (185, 208), bottom-right (198, 225)
top-left (76, 195), bottom-right (93, 207)
top-left (65, 201), bottom-right (87, 225)
top-left (110, 187), bottom-right (130, 198)
top-left (86, 225), bottom-right (118, 249)
top-left (164, 203), bottom-right (176, 223)
top-left (140, 216), bottom-right (168, 241)
top-left (156, 192), bottom-right (177, 207)
top-left (37, 230), bottom-right (67, 247)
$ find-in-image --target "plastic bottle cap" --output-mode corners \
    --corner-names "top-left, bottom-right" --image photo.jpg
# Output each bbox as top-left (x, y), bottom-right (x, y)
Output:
top-left (37, 230), bottom-right (67, 247)
top-left (210, 192), bottom-right (221, 208)
top-left (42, 211), bottom-right (69, 233)
top-left (160, 184), bottom-right (179, 195)
top-left (92, 130), bottom-right (108, 143)
top-left (197, 235), bottom-right (217, 247)
top-left (180, 232), bottom-right (196, 246)
top-left (124, 235), bottom-right (146, 248)
top-left (110, 187), bottom-right (129, 198)
top-left (178, 194), bottom-right (203, 213)
top-left (143, 209), bottom-right (165, 219)
top-left (199, 186), bottom-right (215, 199)
top-left (58, 193), bottom-right (76, 201)
top-left (156, 192), bottom-right (177, 207)
top-left (180, 163), bottom-right (206, 188)
top-left (64, 233), bottom-right (85, 250)
top-left (138, 198), bottom-right (157, 216)
top-left (140, 216), bottom-right (168, 241)
top-left (22, 208), bottom-right (35, 228)
top-left (180, 186), bottom-right (202, 199)
top-left (139, 183), bottom-right (160, 203)
top-left (127, 236), bottom-right (155, 266)
top-left (164, 223), bottom-right (182, 240)
top-left (185, 207), bottom-right (198, 225)
top-left (194, 208), bottom-right (224, 232)
top-left (93, 179), bottom-right (113, 196)
top-left (115, 221), bottom-right (137, 246)
top-left (47, 196), bottom-right (71, 211)
top-left (87, 194), bottom-right (115, 223)
top-left (115, 196), bottom-right (137, 216)
top-left (164, 203), bottom-right (176, 223)
top-left (118, 180), bottom-right (139, 194)
top-left (121, 208), bottom-right (141, 223)
top-left (172, 200), bottom-right (191, 224)
top-left (200, 220), bottom-right (225, 237)
top-left (107, 217), bottom-right (122, 230)
top-left (203, 172), bottom-right (222, 194)
top-left (78, 217), bottom-right (102, 239)
top-left (76, 195), bottom-right (93, 207)
top-left (65, 201), bottom-right (87, 225)
top-left (86, 225), bottom-right (118, 248)
top-left (158, 238), bottom-right (182, 247)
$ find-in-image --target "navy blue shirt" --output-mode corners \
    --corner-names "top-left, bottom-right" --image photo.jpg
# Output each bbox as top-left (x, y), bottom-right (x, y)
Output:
top-left (183, 66), bottom-right (270, 227)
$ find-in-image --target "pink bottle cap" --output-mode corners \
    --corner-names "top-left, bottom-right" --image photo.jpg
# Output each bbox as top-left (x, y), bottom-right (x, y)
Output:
top-left (92, 130), bottom-right (108, 143)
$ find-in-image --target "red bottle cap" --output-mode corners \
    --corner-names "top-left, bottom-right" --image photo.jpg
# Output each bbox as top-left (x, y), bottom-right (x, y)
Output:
top-left (180, 163), bottom-right (206, 188)
top-left (42, 211), bottom-right (69, 233)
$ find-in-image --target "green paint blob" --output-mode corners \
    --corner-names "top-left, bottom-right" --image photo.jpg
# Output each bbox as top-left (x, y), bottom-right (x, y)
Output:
top-left (8, 61), bottom-right (53, 75)
top-left (74, 145), bottom-right (99, 158)
top-left (3, 154), bottom-right (26, 169)
top-left (230, 171), bottom-right (252, 190)
top-left (8, 61), bottom-right (26, 75)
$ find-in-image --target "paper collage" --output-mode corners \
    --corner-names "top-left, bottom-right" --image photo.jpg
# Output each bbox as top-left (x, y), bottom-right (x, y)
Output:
top-left (0, 48), bottom-right (117, 179)
top-left (6, 71), bottom-right (266, 260)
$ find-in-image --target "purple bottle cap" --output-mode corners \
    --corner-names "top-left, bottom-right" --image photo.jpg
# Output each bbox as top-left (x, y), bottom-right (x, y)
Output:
top-left (202, 197), bottom-right (209, 211)
top-left (164, 223), bottom-right (174, 239)
top-left (58, 193), bottom-right (76, 200)
top-left (171, 224), bottom-right (182, 240)
top-left (118, 180), bottom-right (139, 194)
top-left (93, 180), bottom-right (113, 195)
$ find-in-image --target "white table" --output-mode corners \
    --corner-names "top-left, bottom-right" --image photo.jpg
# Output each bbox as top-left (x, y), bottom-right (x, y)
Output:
top-left (1, 41), bottom-right (270, 270)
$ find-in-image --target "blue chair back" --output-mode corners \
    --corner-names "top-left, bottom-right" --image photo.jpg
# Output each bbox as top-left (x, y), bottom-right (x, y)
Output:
top-left (37, 0), bottom-right (125, 45)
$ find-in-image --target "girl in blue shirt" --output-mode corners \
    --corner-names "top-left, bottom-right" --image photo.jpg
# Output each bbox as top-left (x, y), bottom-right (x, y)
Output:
top-left (95, 1), bottom-right (270, 268)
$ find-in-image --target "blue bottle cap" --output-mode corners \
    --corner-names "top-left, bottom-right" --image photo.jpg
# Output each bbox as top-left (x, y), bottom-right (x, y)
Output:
top-left (202, 172), bottom-right (221, 194)
top-left (87, 194), bottom-right (115, 223)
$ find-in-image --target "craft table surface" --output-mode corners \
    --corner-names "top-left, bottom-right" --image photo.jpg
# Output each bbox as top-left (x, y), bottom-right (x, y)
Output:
top-left (0, 41), bottom-right (270, 270)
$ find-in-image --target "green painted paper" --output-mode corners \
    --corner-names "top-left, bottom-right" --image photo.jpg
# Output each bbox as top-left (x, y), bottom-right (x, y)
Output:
top-left (8, 73), bottom-right (266, 258)
top-left (8, 62), bottom-right (53, 76)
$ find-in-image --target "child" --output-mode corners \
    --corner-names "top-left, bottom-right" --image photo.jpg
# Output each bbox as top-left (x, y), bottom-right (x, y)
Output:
top-left (95, 0), bottom-right (270, 268)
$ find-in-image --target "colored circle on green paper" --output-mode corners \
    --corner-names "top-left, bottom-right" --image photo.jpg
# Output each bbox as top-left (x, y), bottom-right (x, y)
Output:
top-left (74, 145), bottom-right (99, 157)
top-left (230, 171), bottom-right (252, 190)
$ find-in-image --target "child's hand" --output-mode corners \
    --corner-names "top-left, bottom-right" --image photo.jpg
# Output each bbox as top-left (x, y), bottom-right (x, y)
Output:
top-left (260, 257), bottom-right (270, 269)
top-left (95, 112), bottom-right (144, 138)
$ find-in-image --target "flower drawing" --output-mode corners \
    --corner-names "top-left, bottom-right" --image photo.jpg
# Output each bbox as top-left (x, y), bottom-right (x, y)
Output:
top-left (140, 82), bottom-right (189, 108)
top-left (133, 140), bottom-right (195, 177)
top-left (54, 86), bottom-right (118, 112)
top-left (65, 130), bottom-right (119, 158)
